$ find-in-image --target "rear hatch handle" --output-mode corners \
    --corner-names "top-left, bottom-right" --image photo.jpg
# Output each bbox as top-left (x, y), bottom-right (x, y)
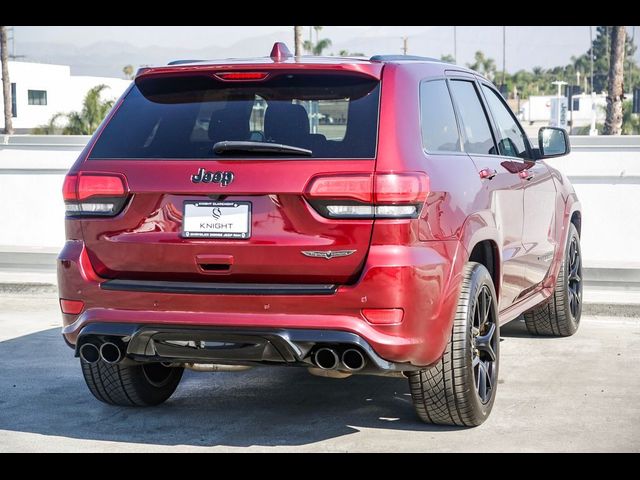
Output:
top-left (195, 254), bottom-right (234, 273)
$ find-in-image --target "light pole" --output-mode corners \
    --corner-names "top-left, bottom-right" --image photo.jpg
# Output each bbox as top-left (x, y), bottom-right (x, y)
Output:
top-left (453, 26), bottom-right (457, 63)
top-left (589, 26), bottom-right (596, 136)
top-left (502, 26), bottom-right (506, 88)
top-left (402, 36), bottom-right (408, 55)
top-left (629, 26), bottom-right (636, 91)
top-left (589, 26), bottom-right (594, 94)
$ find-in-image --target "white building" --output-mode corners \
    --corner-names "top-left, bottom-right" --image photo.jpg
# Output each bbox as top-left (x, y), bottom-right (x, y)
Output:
top-left (0, 61), bottom-right (131, 133)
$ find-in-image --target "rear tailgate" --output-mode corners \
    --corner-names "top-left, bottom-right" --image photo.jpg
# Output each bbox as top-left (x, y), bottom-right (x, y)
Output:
top-left (73, 66), bottom-right (382, 285)
top-left (80, 159), bottom-right (375, 283)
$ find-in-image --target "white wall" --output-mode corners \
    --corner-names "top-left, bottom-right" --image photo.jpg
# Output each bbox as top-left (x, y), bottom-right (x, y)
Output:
top-left (545, 136), bottom-right (640, 269)
top-left (0, 61), bottom-right (130, 132)
top-left (0, 135), bottom-right (639, 274)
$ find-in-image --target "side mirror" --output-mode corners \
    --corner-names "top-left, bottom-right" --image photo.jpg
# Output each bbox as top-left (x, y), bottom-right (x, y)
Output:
top-left (538, 127), bottom-right (570, 158)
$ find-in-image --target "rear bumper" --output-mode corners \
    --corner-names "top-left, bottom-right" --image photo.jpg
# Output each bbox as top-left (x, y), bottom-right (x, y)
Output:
top-left (75, 323), bottom-right (417, 374)
top-left (58, 239), bottom-right (465, 367)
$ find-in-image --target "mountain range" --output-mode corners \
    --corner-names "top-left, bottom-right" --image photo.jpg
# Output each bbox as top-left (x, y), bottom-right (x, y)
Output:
top-left (13, 26), bottom-right (640, 79)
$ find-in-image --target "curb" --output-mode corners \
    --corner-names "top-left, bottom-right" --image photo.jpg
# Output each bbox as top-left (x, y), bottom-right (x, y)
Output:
top-left (581, 302), bottom-right (640, 318)
top-left (0, 283), bottom-right (58, 295)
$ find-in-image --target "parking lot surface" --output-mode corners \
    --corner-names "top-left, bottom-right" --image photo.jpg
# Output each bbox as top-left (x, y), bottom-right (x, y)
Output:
top-left (0, 293), bottom-right (638, 452)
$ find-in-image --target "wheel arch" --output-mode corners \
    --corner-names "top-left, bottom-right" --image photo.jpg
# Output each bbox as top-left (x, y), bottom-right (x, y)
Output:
top-left (459, 214), bottom-right (503, 301)
top-left (570, 210), bottom-right (582, 237)
top-left (468, 239), bottom-right (501, 300)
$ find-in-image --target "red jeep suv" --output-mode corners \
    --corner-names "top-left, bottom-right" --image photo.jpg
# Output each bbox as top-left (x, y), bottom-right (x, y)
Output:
top-left (58, 43), bottom-right (582, 426)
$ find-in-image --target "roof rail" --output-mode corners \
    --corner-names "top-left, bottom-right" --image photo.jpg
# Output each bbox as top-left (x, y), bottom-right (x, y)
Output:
top-left (369, 55), bottom-right (442, 63)
top-left (167, 59), bottom-right (203, 66)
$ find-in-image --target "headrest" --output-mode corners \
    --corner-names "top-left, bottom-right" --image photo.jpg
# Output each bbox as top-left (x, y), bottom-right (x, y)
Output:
top-left (264, 102), bottom-right (310, 145)
top-left (208, 102), bottom-right (252, 143)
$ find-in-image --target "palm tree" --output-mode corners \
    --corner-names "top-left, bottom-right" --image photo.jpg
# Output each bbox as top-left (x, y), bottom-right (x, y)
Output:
top-left (339, 50), bottom-right (366, 57)
top-left (122, 64), bottom-right (134, 80)
top-left (63, 85), bottom-right (114, 135)
top-left (467, 51), bottom-right (496, 80)
top-left (622, 100), bottom-right (640, 134)
top-left (34, 85), bottom-right (115, 136)
top-left (603, 26), bottom-right (626, 135)
top-left (304, 36), bottom-right (332, 56)
top-left (303, 40), bottom-right (314, 54)
top-left (294, 26), bottom-right (303, 56)
top-left (1, 26), bottom-right (13, 135)
top-left (312, 39), bottom-right (332, 56)
top-left (313, 26), bottom-right (322, 44)
top-left (32, 112), bottom-right (65, 135)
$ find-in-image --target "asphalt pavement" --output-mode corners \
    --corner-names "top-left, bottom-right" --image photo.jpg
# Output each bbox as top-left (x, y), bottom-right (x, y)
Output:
top-left (0, 292), bottom-right (638, 452)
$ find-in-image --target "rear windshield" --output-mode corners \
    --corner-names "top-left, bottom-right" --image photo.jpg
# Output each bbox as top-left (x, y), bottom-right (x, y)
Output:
top-left (89, 72), bottom-right (380, 160)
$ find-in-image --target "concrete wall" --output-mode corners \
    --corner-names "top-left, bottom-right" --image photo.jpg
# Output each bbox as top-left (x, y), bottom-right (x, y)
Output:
top-left (1, 134), bottom-right (639, 285)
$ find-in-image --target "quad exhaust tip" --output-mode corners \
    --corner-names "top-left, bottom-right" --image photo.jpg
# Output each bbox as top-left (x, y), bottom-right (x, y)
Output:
top-left (314, 348), bottom-right (339, 370)
top-left (79, 343), bottom-right (100, 364)
top-left (99, 342), bottom-right (123, 364)
top-left (342, 348), bottom-right (366, 371)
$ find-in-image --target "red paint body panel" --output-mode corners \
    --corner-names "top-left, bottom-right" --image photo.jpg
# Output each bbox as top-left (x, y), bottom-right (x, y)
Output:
top-left (58, 57), bottom-right (580, 367)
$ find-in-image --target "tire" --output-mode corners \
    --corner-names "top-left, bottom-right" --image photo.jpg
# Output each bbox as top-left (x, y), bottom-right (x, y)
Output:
top-left (81, 359), bottom-right (184, 407)
top-left (524, 223), bottom-right (582, 337)
top-left (408, 262), bottom-right (499, 427)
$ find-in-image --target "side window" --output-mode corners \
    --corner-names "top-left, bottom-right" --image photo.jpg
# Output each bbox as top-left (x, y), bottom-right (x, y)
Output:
top-left (448, 80), bottom-right (496, 155)
top-left (481, 85), bottom-right (530, 159)
top-left (420, 80), bottom-right (461, 153)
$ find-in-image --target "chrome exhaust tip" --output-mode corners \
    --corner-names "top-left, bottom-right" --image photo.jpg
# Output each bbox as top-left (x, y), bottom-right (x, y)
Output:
top-left (79, 343), bottom-right (100, 364)
top-left (99, 342), bottom-right (123, 364)
top-left (313, 348), bottom-right (339, 370)
top-left (341, 348), bottom-right (366, 371)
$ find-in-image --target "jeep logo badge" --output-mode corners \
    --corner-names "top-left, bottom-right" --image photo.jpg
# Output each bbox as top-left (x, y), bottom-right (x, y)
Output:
top-left (191, 168), bottom-right (234, 186)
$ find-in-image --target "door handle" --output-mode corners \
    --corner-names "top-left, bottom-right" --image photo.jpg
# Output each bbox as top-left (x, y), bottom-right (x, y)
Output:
top-left (479, 168), bottom-right (497, 180)
top-left (519, 170), bottom-right (535, 181)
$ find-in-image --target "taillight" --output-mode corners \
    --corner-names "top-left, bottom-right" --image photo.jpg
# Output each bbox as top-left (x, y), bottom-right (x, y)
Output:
top-left (63, 173), bottom-right (129, 217)
top-left (305, 172), bottom-right (429, 219)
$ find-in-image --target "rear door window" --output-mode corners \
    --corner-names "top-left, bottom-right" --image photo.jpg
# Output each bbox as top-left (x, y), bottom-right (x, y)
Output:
top-left (89, 73), bottom-right (380, 160)
top-left (420, 80), bottom-right (461, 153)
top-left (448, 80), bottom-right (496, 155)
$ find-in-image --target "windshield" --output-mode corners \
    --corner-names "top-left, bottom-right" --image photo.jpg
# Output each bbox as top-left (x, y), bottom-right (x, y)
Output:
top-left (89, 72), bottom-right (381, 160)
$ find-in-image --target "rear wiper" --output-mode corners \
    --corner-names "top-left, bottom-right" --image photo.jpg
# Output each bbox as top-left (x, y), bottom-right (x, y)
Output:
top-left (213, 141), bottom-right (312, 157)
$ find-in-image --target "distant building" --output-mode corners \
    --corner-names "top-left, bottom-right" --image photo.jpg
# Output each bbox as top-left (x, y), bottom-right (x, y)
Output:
top-left (0, 61), bottom-right (131, 133)
top-left (516, 92), bottom-right (635, 136)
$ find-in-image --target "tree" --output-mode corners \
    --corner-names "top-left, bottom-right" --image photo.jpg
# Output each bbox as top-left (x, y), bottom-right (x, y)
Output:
top-left (440, 54), bottom-right (455, 63)
top-left (34, 85), bottom-right (114, 135)
top-left (294, 26), bottom-right (303, 57)
top-left (303, 26), bottom-right (332, 56)
top-left (64, 85), bottom-right (114, 135)
top-left (122, 64), bottom-right (134, 80)
top-left (603, 26), bottom-right (626, 135)
top-left (339, 50), bottom-right (366, 57)
top-left (1, 26), bottom-right (13, 135)
top-left (571, 26), bottom-right (638, 94)
top-left (621, 100), bottom-right (640, 134)
top-left (32, 113), bottom-right (65, 135)
top-left (467, 51), bottom-right (496, 80)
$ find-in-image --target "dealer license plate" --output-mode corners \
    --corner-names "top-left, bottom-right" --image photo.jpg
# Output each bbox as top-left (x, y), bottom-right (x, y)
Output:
top-left (182, 201), bottom-right (251, 239)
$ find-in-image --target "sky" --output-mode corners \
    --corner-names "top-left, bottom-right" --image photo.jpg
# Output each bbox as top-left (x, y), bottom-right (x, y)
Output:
top-left (9, 26), bottom-right (640, 78)
top-left (13, 26), bottom-right (302, 48)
